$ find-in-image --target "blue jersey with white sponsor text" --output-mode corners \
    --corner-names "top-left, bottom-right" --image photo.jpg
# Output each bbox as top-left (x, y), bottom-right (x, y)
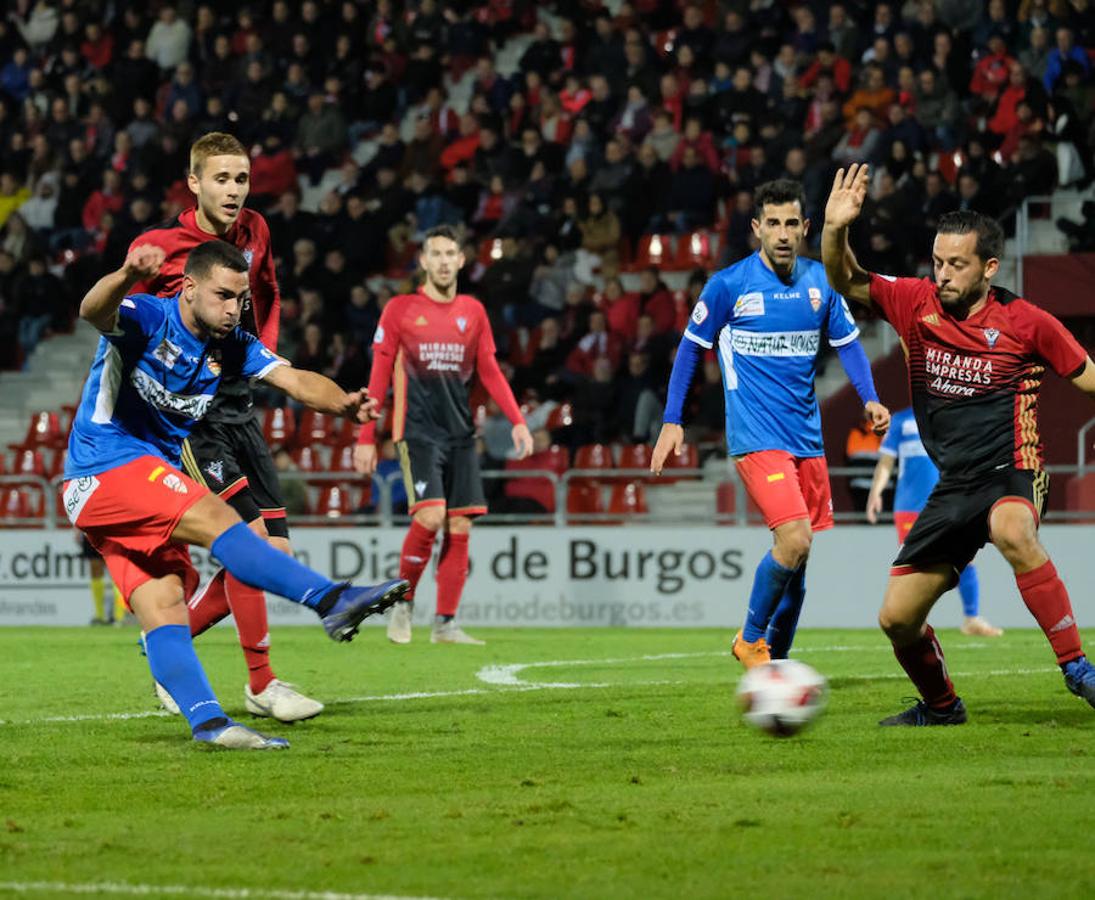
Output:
top-left (683, 252), bottom-right (859, 457)
top-left (65, 294), bottom-right (284, 478)
top-left (879, 407), bottom-right (939, 512)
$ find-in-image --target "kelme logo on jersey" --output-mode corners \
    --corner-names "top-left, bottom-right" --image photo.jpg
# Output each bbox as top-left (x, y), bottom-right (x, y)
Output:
top-left (691, 301), bottom-right (709, 325)
top-left (808, 287), bottom-right (822, 312)
top-left (984, 327), bottom-right (1000, 349)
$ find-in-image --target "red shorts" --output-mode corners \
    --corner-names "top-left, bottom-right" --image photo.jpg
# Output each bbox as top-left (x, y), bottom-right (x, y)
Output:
top-left (894, 510), bottom-right (919, 544)
top-left (735, 450), bottom-right (834, 532)
top-left (62, 456), bottom-right (209, 604)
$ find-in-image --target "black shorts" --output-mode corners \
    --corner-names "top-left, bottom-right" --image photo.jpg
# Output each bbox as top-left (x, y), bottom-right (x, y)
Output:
top-left (397, 437), bottom-right (487, 518)
top-left (893, 467), bottom-right (1049, 576)
top-left (181, 416), bottom-right (290, 538)
top-left (80, 534), bottom-right (99, 559)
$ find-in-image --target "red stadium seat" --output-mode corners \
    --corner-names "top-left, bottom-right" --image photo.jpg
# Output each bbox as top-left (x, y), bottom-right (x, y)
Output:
top-left (296, 409), bottom-right (336, 447)
top-left (11, 448), bottom-right (47, 485)
top-left (329, 417), bottom-right (359, 447)
top-left (478, 237), bottom-right (504, 267)
top-left (608, 481), bottom-right (649, 518)
top-left (673, 230), bottom-right (716, 270)
top-left (292, 445), bottom-right (329, 486)
top-left (262, 407), bottom-right (296, 448)
top-left (628, 234), bottom-right (674, 271)
top-left (546, 402), bottom-right (574, 433)
top-left (46, 448), bottom-right (68, 479)
top-left (716, 481), bottom-right (763, 522)
top-left (573, 444), bottom-right (614, 487)
top-left (661, 442), bottom-right (699, 482)
top-left (21, 411), bottom-right (64, 449)
top-left (543, 444), bottom-right (569, 475)
top-left (566, 483), bottom-right (604, 520)
top-left (330, 444), bottom-right (357, 473)
top-left (314, 485), bottom-right (352, 518)
top-left (617, 443), bottom-right (653, 479)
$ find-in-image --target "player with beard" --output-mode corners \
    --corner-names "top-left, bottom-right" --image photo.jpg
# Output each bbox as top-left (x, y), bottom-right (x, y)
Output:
top-left (128, 132), bottom-right (317, 722)
top-left (354, 226), bottom-right (533, 645)
top-left (823, 163), bottom-right (1095, 724)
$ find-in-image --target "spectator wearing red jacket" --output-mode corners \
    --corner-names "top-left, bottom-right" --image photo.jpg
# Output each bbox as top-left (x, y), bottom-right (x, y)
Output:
top-left (799, 42), bottom-right (852, 94)
top-left (969, 33), bottom-right (1015, 104)
top-left (669, 117), bottom-right (721, 173)
top-left (81, 169), bottom-right (125, 231)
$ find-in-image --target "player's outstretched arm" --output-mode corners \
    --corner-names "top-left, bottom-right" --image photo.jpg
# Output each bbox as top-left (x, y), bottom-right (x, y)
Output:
top-left (866, 454), bottom-right (896, 524)
top-left (822, 164), bottom-right (872, 308)
top-left (80, 244), bottom-right (165, 332)
top-left (263, 364), bottom-right (377, 423)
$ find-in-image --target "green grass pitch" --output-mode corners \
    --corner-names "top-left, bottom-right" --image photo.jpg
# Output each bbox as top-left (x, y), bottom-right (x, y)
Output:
top-left (0, 626), bottom-right (1093, 899)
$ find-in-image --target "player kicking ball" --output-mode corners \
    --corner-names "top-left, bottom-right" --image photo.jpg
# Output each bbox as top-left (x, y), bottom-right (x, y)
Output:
top-left (130, 132), bottom-right (321, 722)
top-left (353, 225), bottom-right (532, 645)
top-left (823, 163), bottom-right (1095, 723)
top-left (652, 179), bottom-right (889, 667)
top-left (64, 240), bottom-right (409, 749)
top-left (866, 406), bottom-right (1003, 637)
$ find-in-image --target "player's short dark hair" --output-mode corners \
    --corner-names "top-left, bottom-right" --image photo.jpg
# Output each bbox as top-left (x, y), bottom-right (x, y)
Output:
top-left (753, 179), bottom-right (806, 220)
top-left (936, 211), bottom-right (1005, 262)
top-left (184, 240), bottom-right (249, 281)
top-left (423, 225), bottom-right (460, 246)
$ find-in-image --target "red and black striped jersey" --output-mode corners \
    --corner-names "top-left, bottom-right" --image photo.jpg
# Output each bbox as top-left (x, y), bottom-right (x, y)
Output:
top-left (358, 288), bottom-right (523, 445)
top-left (128, 207), bottom-right (280, 423)
top-left (869, 274), bottom-right (1087, 481)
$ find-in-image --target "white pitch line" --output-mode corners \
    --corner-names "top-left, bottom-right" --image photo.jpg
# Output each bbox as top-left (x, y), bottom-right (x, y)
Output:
top-left (0, 881), bottom-right (446, 900)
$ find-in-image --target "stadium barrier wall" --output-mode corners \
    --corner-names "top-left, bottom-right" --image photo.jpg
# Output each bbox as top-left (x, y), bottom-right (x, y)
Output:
top-left (2, 526), bottom-right (1093, 629)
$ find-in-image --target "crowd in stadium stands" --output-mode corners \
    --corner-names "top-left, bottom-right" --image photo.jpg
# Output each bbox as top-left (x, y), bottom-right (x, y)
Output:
top-left (0, 1), bottom-right (1093, 491)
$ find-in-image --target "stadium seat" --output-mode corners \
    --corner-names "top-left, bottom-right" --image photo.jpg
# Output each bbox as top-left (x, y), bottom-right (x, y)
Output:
top-left (314, 485), bottom-right (352, 519)
top-left (628, 234), bottom-right (674, 271)
top-left (0, 488), bottom-right (31, 522)
top-left (330, 444), bottom-right (357, 473)
top-left (543, 444), bottom-right (569, 474)
top-left (566, 482), bottom-right (604, 521)
top-left (329, 417), bottom-right (358, 447)
top-left (715, 481), bottom-right (763, 522)
top-left (296, 409), bottom-right (336, 447)
top-left (617, 443), bottom-right (653, 479)
top-left (673, 230), bottom-right (716, 270)
top-left (292, 445), bottom-right (328, 486)
top-left (262, 407), bottom-right (296, 447)
top-left (20, 411), bottom-right (64, 449)
top-left (11, 448), bottom-right (47, 485)
top-left (546, 402), bottom-right (574, 433)
top-left (46, 448), bottom-right (67, 479)
top-left (608, 481), bottom-right (649, 518)
top-left (478, 237), bottom-right (504, 267)
top-left (660, 442), bottom-right (699, 482)
top-left (573, 443), bottom-right (614, 487)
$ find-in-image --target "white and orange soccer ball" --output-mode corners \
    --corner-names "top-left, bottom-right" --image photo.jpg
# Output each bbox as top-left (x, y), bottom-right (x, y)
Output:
top-left (736, 659), bottom-right (828, 737)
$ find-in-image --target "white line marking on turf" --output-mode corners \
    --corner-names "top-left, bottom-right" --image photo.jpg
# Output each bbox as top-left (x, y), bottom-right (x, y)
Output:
top-left (0, 881), bottom-right (446, 900)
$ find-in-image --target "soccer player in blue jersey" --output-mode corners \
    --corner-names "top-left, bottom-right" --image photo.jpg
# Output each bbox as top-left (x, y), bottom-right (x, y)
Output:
top-left (866, 407), bottom-right (1003, 637)
top-left (651, 179), bottom-right (890, 667)
top-left (64, 240), bottom-right (409, 749)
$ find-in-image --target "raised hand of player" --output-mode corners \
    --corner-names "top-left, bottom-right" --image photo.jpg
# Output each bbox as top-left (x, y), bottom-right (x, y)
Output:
top-left (864, 400), bottom-right (891, 435)
top-left (650, 423), bottom-right (684, 476)
top-left (512, 423), bottom-right (534, 459)
top-left (123, 243), bottom-right (166, 282)
top-left (353, 443), bottom-right (378, 475)
top-left (824, 164), bottom-right (870, 228)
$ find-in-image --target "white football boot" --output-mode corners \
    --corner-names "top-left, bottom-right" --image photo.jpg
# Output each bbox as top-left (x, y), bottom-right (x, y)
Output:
top-left (431, 618), bottom-right (485, 645)
top-left (387, 600), bottom-right (414, 644)
top-left (244, 680), bottom-right (324, 722)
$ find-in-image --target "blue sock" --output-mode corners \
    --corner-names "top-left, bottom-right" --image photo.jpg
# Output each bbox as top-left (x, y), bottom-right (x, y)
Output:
top-left (145, 624), bottom-right (226, 733)
top-left (211, 521), bottom-right (335, 609)
top-left (957, 564), bottom-right (980, 617)
top-left (743, 551), bottom-right (797, 642)
top-left (766, 564), bottom-right (807, 658)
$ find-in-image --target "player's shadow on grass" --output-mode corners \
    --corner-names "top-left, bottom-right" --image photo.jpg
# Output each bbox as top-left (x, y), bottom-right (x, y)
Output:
top-left (970, 703), bottom-right (1094, 728)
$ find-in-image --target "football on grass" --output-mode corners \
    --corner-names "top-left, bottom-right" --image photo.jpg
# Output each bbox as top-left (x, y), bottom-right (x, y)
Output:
top-left (736, 659), bottom-right (828, 737)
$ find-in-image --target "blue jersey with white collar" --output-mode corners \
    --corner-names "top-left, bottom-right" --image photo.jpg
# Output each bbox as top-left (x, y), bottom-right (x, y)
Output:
top-left (683, 252), bottom-right (859, 457)
top-left (879, 407), bottom-right (939, 511)
top-left (65, 293), bottom-right (285, 478)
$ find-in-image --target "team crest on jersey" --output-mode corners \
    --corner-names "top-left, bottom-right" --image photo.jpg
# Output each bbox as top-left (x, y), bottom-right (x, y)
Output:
top-left (205, 460), bottom-right (225, 482)
top-left (373, 325), bottom-right (385, 344)
top-left (456, 316), bottom-right (467, 333)
top-left (243, 249), bottom-right (254, 269)
top-left (691, 300), bottom-right (709, 324)
top-left (983, 327), bottom-right (1000, 349)
top-left (206, 350), bottom-right (222, 376)
top-left (732, 292), bottom-right (764, 317)
top-left (414, 480), bottom-right (428, 497)
top-left (808, 287), bottom-right (822, 312)
top-left (153, 339), bottom-right (182, 370)
top-left (162, 474), bottom-right (189, 494)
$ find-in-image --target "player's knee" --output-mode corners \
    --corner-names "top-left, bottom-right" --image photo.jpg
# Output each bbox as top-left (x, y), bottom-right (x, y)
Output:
top-left (774, 523), bottom-right (812, 568)
top-left (878, 607), bottom-right (915, 643)
top-left (447, 515), bottom-right (472, 535)
top-left (991, 522), bottom-right (1041, 568)
top-left (415, 506), bottom-right (445, 532)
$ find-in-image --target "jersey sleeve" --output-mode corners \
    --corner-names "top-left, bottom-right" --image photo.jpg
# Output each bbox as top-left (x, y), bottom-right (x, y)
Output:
top-left (868, 273), bottom-right (925, 337)
top-left (126, 230), bottom-right (172, 296)
top-left (1014, 300), bottom-right (1088, 379)
top-left (825, 288), bottom-right (860, 347)
top-left (682, 272), bottom-right (733, 349)
top-left (103, 293), bottom-right (168, 344)
top-left (475, 303), bottom-right (524, 425)
top-left (357, 300), bottom-right (403, 445)
top-left (251, 216), bottom-right (281, 351)
top-left (220, 327), bottom-right (287, 381)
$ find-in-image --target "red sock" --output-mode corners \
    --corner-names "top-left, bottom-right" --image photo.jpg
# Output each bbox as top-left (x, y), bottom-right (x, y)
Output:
top-left (893, 625), bottom-right (957, 708)
top-left (1016, 560), bottom-right (1083, 664)
top-left (436, 532), bottom-right (470, 617)
top-left (400, 519), bottom-right (438, 600)
top-left (225, 573), bottom-right (276, 694)
top-left (188, 569), bottom-right (231, 637)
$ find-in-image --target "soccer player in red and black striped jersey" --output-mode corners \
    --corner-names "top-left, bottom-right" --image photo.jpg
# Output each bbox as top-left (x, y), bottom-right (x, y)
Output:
top-left (823, 163), bottom-right (1095, 724)
top-left (354, 225), bottom-right (533, 645)
top-left (127, 132), bottom-right (322, 722)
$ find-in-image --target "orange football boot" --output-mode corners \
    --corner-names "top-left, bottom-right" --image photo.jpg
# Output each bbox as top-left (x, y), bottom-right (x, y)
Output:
top-left (732, 630), bottom-right (772, 669)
